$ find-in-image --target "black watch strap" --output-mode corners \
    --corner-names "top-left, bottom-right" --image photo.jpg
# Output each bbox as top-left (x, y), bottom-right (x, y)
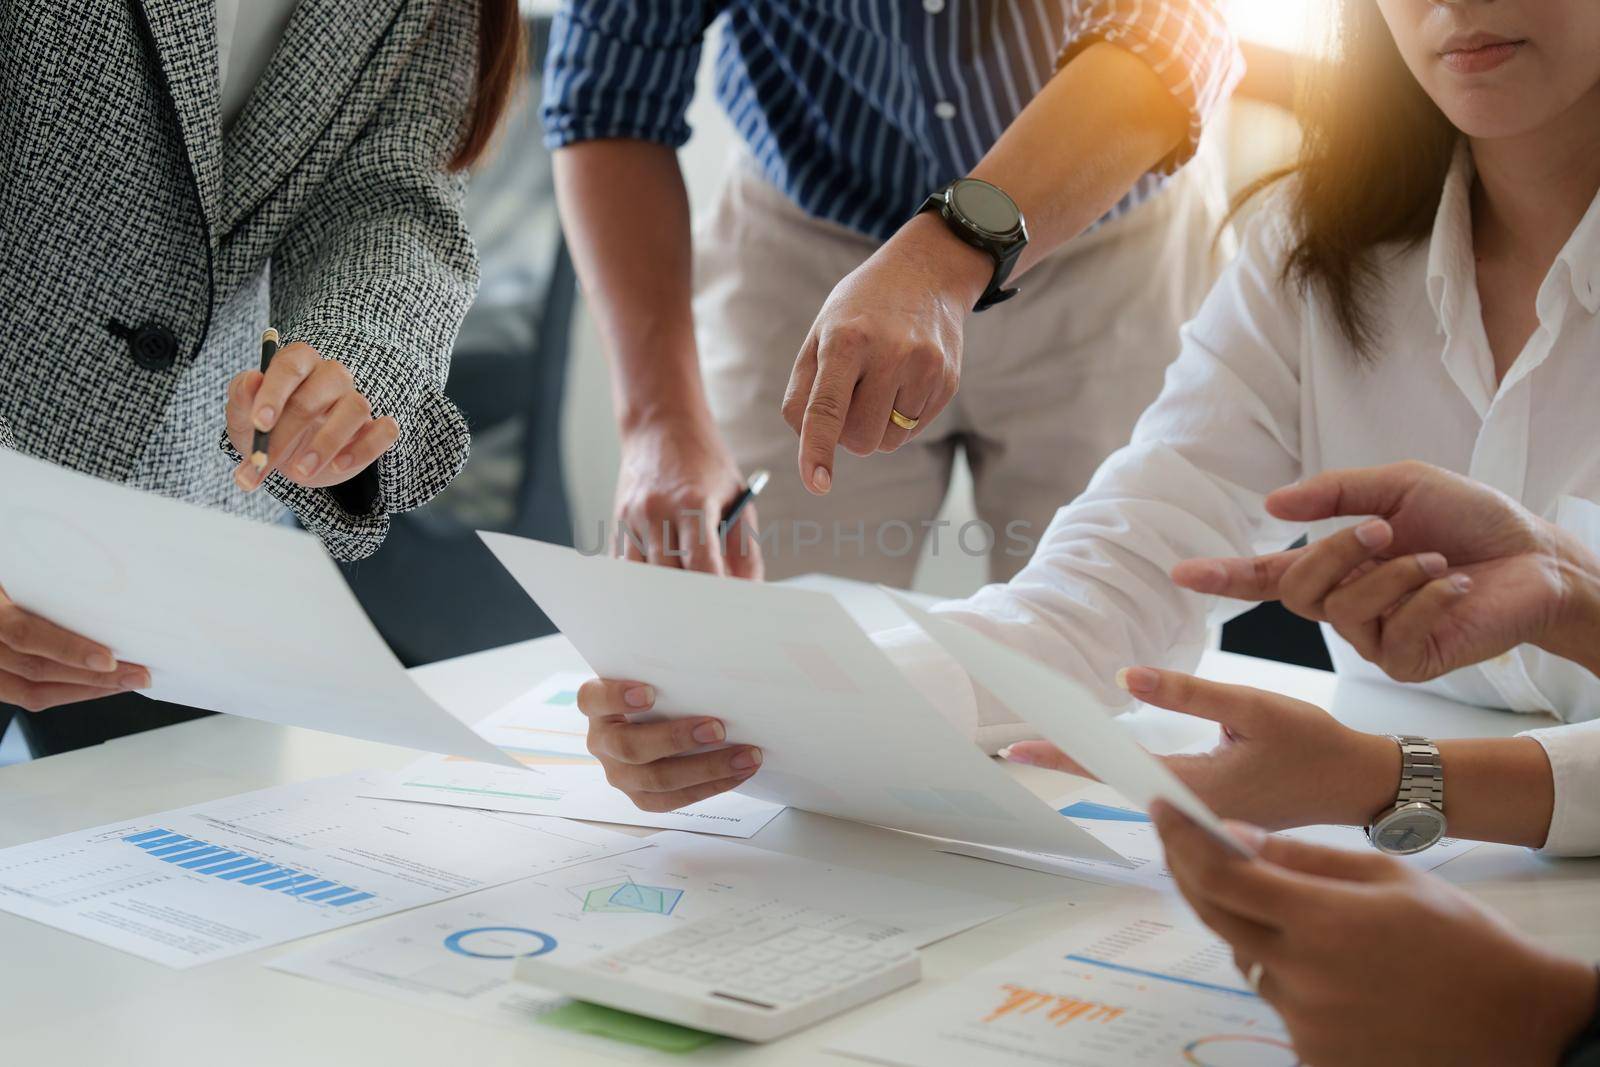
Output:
top-left (979, 244), bottom-right (1024, 312)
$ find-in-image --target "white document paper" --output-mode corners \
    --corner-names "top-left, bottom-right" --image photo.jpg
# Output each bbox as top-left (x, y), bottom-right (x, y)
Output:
top-left (272, 831), bottom-right (1011, 1036)
top-left (832, 908), bottom-right (1296, 1067)
top-left (0, 773), bottom-right (644, 968)
top-left (0, 450), bottom-right (514, 765)
top-left (940, 786), bottom-right (1478, 891)
top-left (478, 534), bottom-right (1122, 861)
top-left (889, 594), bottom-right (1246, 854)
top-left (361, 674), bottom-right (787, 837)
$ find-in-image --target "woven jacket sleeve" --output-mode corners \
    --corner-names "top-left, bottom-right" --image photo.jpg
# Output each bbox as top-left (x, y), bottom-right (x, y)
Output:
top-left (1061, 0), bottom-right (1243, 173)
top-left (233, 0), bottom-right (478, 562)
top-left (0, 414), bottom-right (13, 451)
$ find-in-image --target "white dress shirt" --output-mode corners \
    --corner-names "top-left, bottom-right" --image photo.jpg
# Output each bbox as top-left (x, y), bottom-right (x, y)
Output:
top-left (921, 145), bottom-right (1600, 856)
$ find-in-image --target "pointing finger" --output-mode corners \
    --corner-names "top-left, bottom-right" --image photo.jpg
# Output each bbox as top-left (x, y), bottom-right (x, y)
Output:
top-left (797, 338), bottom-right (861, 495)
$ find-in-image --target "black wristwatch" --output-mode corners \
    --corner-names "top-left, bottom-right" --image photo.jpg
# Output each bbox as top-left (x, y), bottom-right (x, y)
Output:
top-left (916, 178), bottom-right (1029, 312)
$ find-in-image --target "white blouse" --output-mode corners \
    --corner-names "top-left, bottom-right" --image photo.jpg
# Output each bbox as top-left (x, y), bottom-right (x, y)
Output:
top-left (924, 145), bottom-right (1600, 856)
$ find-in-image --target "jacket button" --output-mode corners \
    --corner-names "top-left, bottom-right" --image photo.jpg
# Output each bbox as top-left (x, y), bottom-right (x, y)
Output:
top-left (128, 324), bottom-right (178, 370)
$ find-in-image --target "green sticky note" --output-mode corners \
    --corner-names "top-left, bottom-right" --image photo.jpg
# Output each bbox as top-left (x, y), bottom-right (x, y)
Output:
top-left (538, 1000), bottom-right (721, 1054)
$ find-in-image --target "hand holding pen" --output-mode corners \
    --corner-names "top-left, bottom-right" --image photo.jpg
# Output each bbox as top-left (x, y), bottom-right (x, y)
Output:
top-left (226, 329), bottom-right (402, 492)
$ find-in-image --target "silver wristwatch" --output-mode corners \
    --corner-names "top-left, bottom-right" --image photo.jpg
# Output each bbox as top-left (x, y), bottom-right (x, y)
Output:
top-left (1366, 735), bottom-right (1447, 855)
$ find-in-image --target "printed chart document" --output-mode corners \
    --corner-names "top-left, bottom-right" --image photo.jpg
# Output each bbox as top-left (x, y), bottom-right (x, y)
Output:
top-left (0, 773), bottom-right (644, 968)
top-left (832, 908), bottom-right (1296, 1067)
top-left (940, 785), bottom-right (1478, 891)
top-left (0, 449), bottom-right (512, 765)
top-left (479, 534), bottom-right (1122, 861)
top-left (363, 673), bottom-right (787, 838)
top-left (272, 831), bottom-right (1011, 1046)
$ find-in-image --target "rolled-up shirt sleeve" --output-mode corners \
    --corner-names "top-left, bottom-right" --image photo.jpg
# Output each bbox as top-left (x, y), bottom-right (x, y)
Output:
top-left (542, 1), bottom-right (723, 150)
top-left (1521, 719), bottom-right (1600, 856)
top-left (1060, 0), bottom-right (1243, 173)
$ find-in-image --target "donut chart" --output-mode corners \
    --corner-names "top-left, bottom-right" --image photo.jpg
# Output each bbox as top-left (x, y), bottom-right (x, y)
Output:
top-left (442, 926), bottom-right (558, 960)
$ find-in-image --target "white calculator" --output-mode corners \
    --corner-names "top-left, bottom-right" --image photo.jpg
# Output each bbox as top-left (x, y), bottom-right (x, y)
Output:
top-left (513, 910), bottom-right (922, 1042)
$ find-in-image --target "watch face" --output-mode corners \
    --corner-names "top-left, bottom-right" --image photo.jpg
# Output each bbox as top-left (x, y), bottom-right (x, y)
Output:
top-left (949, 179), bottom-right (1020, 237)
top-left (1371, 803), bottom-right (1446, 855)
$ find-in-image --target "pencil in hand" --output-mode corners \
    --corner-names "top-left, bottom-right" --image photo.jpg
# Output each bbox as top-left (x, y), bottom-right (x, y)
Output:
top-left (251, 328), bottom-right (279, 472)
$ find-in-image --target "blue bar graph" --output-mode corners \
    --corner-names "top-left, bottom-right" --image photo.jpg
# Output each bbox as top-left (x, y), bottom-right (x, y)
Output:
top-left (132, 834), bottom-right (188, 850)
top-left (263, 874), bottom-right (316, 891)
top-left (304, 885), bottom-right (355, 902)
top-left (325, 892), bottom-right (374, 907)
top-left (217, 862), bottom-right (277, 881)
top-left (172, 848), bottom-right (229, 868)
top-left (121, 830), bottom-right (375, 909)
top-left (160, 845), bottom-right (222, 864)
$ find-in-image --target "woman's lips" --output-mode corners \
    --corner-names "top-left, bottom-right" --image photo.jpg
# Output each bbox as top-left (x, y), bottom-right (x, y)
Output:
top-left (1440, 39), bottom-right (1525, 75)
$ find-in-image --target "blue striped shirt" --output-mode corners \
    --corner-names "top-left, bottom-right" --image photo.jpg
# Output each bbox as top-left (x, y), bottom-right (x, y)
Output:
top-left (542, 1), bottom-right (1241, 241)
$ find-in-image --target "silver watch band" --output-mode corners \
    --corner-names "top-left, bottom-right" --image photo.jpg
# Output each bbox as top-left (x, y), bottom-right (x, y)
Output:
top-left (1391, 734), bottom-right (1444, 810)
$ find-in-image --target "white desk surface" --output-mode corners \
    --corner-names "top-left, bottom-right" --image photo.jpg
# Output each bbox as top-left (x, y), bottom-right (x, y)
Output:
top-left (3, 621), bottom-right (1597, 1065)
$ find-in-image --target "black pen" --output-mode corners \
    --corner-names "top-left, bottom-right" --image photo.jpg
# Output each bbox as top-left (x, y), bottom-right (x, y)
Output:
top-left (250, 327), bottom-right (279, 472)
top-left (720, 469), bottom-right (769, 538)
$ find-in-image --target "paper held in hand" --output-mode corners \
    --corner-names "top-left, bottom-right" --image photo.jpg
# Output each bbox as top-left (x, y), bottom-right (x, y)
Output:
top-left (0, 448), bottom-right (514, 766)
top-left (479, 533), bottom-right (1123, 861)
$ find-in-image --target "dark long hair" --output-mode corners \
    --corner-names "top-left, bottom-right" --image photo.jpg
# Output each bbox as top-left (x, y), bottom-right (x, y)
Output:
top-left (1237, 1), bottom-right (1459, 355)
top-left (449, 0), bottom-right (525, 170)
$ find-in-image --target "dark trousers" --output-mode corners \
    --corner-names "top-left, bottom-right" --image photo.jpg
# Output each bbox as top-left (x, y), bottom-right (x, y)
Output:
top-left (4, 692), bottom-right (212, 758)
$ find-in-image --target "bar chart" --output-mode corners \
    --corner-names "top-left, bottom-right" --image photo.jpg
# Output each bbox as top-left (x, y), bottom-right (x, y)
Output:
top-left (122, 828), bottom-right (375, 907)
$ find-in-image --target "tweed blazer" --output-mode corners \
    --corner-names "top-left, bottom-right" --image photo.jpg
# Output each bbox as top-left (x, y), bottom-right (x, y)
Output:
top-left (0, 0), bottom-right (478, 561)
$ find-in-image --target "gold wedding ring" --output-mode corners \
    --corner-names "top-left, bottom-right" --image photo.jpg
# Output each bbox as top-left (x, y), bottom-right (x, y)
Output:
top-left (889, 408), bottom-right (920, 431)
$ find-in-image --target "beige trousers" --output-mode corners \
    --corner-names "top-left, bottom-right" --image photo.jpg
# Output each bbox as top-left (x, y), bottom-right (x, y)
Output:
top-left (695, 150), bottom-right (1230, 585)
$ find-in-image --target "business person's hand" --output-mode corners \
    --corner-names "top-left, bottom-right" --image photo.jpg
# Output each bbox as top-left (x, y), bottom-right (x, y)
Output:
top-left (1004, 668), bottom-right (1398, 830)
top-left (577, 679), bottom-right (763, 812)
top-left (1172, 462), bottom-right (1600, 681)
top-left (226, 343), bottom-right (401, 493)
top-left (1153, 802), bottom-right (1600, 1067)
top-left (613, 421), bottom-right (763, 578)
top-left (0, 584), bottom-right (149, 711)
top-left (781, 213), bottom-right (989, 494)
